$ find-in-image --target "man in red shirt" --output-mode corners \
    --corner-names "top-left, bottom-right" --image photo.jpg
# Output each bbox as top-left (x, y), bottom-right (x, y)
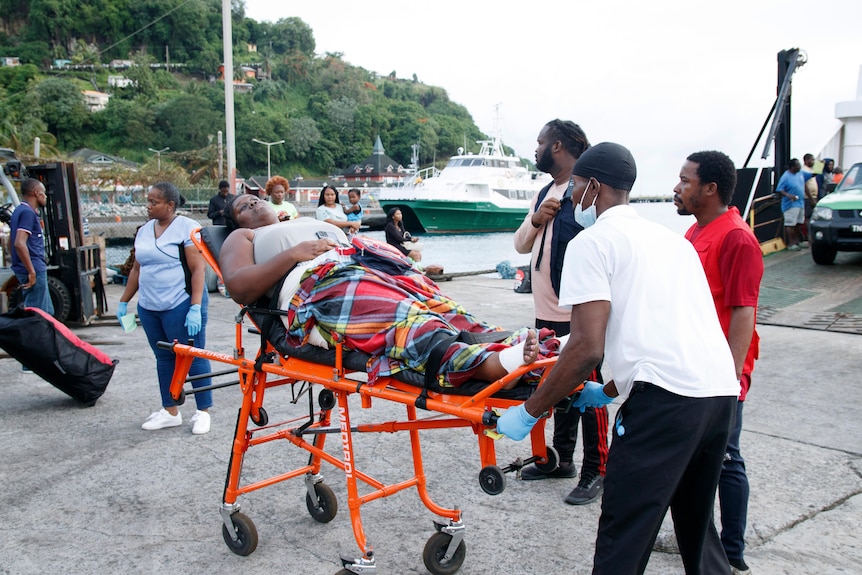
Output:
top-left (673, 150), bottom-right (763, 575)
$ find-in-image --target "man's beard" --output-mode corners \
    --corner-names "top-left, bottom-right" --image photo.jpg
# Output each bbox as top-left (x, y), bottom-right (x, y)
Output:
top-left (536, 146), bottom-right (554, 174)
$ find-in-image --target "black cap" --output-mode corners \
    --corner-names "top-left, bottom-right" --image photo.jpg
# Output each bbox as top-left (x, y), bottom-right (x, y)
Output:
top-left (572, 142), bottom-right (637, 191)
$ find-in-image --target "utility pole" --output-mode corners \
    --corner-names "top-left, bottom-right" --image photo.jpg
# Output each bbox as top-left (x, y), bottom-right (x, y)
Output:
top-left (222, 0), bottom-right (237, 190)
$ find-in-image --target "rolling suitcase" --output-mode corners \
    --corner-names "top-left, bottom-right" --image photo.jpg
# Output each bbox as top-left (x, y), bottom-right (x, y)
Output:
top-left (0, 306), bottom-right (118, 406)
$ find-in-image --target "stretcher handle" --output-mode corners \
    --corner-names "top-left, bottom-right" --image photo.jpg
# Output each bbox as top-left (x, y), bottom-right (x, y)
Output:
top-left (156, 338), bottom-right (195, 351)
top-left (482, 411), bottom-right (499, 426)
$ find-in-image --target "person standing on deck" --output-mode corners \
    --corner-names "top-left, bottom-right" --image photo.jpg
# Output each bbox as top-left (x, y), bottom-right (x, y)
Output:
top-left (776, 159), bottom-right (805, 251)
top-left (674, 150), bottom-right (763, 575)
top-left (513, 119), bottom-right (608, 506)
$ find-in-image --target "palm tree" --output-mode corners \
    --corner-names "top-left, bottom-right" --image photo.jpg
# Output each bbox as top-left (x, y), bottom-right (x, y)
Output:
top-left (0, 119), bottom-right (61, 161)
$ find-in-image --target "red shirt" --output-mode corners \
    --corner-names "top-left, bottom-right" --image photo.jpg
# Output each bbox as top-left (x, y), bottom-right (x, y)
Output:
top-left (687, 207), bottom-right (763, 400)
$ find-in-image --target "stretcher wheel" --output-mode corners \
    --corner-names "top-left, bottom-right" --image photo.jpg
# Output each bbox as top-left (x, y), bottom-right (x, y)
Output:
top-left (174, 389), bottom-right (186, 406)
top-left (222, 511), bottom-right (258, 556)
top-left (318, 388), bottom-right (336, 411)
top-left (478, 465), bottom-right (506, 496)
top-left (423, 531), bottom-right (467, 575)
top-left (251, 407), bottom-right (268, 426)
top-left (306, 482), bottom-right (338, 523)
top-left (534, 445), bottom-right (560, 474)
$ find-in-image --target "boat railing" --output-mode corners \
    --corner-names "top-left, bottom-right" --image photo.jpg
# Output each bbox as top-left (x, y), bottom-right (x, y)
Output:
top-left (399, 166), bottom-right (441, 189)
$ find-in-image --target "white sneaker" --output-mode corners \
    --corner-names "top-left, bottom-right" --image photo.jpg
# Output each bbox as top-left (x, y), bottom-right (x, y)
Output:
top-left (142, 409), bottom-right (182, 430)
top-left (190, 410), bottom-right (211, 435)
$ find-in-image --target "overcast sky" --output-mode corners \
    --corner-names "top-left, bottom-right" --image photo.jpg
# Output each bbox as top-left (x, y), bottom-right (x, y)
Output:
top-left (245, 0), bottom-right (861, 196)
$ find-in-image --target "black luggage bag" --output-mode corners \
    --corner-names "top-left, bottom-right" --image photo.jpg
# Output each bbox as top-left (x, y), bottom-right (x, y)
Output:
top-left (0, 306), bottom-right (118, 406)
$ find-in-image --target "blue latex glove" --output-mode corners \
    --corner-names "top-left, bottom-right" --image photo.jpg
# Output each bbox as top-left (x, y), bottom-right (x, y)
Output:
top-left (572, 381), bottom-right (613, 413)
top-left (116, 301), bottom-right (128, 320)
top-left (185, 304), bottom-right (202, 337)
top-left (496, 403), bottom-right (539, 441)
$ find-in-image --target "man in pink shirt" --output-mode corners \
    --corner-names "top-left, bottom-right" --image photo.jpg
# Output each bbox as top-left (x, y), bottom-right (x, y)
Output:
top-left (513, 120), bottom-right (608, 505)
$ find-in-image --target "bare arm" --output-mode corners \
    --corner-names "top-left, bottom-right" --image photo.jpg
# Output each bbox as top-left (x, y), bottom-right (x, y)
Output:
top-left (13, 230), bottom-right (35, 288)
top-left (120, 260), bottom-right (140, 303)
top-left (727, 306), bottom-right (756, 379)
top-left (325, 218), bottom-right (360, 233)
top-left (185, 243), bottom-right (207, 306)
top-left (219, 229), bottom-right (338, 305)
top-left (523, 299), bottom-right (611, 417)
top-left (513, 195), bottom-right (556, 254)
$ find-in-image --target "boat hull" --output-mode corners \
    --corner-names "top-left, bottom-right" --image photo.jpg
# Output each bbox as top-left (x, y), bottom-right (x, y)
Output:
top-left (379, 200), bottom-right (528, 234)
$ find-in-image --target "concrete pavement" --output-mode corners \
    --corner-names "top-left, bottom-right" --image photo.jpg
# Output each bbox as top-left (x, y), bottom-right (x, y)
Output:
top-left (1, 248), bottom-right (860, 574)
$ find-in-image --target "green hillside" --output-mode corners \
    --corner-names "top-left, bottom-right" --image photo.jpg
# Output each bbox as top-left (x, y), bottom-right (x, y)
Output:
top-left (0, 0), bottom-right (515, 185)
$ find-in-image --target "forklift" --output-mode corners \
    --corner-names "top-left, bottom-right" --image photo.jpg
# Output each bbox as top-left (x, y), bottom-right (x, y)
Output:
top-left (0, 148), bottom-right (107, 325)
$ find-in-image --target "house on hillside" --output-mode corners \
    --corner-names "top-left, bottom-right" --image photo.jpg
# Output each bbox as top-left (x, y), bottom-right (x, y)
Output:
top-left (82, 90), bottom-right (110, 111)
top-left (108, 75), bottom-right (134, 88)
top-left (0, 57), bottom-right (20, 67)
top-left (342, 136), bottom-right (408, 185)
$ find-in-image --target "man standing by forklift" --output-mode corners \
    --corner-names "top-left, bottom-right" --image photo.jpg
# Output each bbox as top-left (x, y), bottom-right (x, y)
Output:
top-left (11, 178), bottom-right (53, 318)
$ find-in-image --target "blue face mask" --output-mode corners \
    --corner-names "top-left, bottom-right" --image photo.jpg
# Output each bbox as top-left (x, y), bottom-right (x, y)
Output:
top-left (574, 182), bottom-right (598, 228)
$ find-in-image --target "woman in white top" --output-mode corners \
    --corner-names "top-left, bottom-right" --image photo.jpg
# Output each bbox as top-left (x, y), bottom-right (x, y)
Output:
top-left (116, 182), bottom-right (214, 434)
top-left (315, 184), bottom-right (359, 235)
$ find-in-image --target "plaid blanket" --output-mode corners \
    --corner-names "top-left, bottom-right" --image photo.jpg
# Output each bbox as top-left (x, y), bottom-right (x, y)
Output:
top-left (284, 262), bottom-right (549, 387)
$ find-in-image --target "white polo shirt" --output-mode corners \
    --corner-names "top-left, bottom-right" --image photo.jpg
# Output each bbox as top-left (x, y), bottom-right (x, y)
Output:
top-left (558, 205), bottom-right (738, 400)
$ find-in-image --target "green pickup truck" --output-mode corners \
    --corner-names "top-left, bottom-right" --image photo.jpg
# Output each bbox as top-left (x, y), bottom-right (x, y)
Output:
top-left (809, 162), bottom-right (862, 264)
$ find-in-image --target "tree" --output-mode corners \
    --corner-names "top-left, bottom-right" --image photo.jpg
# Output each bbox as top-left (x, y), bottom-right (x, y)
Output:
top-left (284, 116), bottom-right (321, 162)
top-left (0, 118), bottom-right (60, 160)
top-left (154, 94), bottom-right (222, 151)
top-left (32, 77), bottom-right (88, 147)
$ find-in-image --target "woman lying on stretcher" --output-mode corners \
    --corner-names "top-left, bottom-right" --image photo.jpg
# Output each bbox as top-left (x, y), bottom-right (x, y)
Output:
top-left (219, 194), bottom-right (563, 389)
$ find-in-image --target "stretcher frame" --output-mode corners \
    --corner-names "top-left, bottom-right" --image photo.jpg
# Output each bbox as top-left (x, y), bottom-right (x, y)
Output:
top-left (160, 227), bottom-right (561, 575)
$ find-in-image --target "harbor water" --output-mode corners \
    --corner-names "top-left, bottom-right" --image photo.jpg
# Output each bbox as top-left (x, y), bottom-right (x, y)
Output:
top-left (106, 202), bottom-right (692, 273)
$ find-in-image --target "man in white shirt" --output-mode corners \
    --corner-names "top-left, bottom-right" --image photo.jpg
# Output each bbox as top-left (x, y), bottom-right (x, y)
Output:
top-left (498, 142), bottom-right (738, 574)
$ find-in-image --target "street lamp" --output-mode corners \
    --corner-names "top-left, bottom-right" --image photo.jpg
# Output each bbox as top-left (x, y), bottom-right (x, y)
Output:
top-left (148, 147), bottom-right (170, 171)
top-left (252, 138), bottom-right (285, 181)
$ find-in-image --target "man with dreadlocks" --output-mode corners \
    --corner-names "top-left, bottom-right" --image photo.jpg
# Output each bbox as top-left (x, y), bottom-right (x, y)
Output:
top-left (513, 120), bottom-right (608, 505)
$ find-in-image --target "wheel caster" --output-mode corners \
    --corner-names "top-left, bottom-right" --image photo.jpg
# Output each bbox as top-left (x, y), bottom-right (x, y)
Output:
top-left (251, 406), bottom-right (268, 426)
top-left (478, 465), bottom-right (506, 495)
top-left (318, 388), bottom-right (336, 411)
top-left (221, 511), bottom-right (258, 556)
top-left (173, 389), bottom-right (186, 406)
top-left (533, 445), bottom-right (560, 474)
top-left (306, 482), bottom-right (338, 523)
top-left (423, 531), bottom-right (466, 575)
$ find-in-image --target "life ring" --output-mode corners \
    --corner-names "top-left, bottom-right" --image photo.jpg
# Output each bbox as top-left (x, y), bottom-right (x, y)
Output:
top-left (497, 179), bottom-right (504, 187)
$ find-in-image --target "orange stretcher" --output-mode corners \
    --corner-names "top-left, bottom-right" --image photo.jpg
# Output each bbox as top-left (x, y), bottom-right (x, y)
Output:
top-left (159, 226), bottom-right (564, 575)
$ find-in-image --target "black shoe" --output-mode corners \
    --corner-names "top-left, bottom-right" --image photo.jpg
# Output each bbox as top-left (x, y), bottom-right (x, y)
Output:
top-left (520, 461), bottom-right (577, 480)
top-left (564, 474), bottom-right (604, 505)
top-left (729, 558), bottom-right (750, 575)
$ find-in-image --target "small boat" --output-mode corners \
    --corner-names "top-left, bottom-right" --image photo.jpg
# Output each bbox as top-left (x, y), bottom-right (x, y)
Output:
top-left (378, 136), bottom-right (551, 234)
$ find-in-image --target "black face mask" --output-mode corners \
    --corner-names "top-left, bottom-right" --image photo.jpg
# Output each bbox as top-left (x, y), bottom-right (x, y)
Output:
top-left (536, 144), bottom-right (555, 174)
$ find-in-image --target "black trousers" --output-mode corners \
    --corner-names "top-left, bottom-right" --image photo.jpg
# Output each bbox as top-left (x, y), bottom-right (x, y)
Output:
top-left (536, 319), bottom-right (609, 477)
top-left (592, 382), bottom-right (735, 575)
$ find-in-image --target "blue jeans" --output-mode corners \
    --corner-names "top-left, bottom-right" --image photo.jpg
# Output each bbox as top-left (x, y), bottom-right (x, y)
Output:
top-left (719, 400), bottom-right (749, 562)
top-left (16, 271), bottom-right (54, 316)
top-left (137, 294), bottom-right (212, 410)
